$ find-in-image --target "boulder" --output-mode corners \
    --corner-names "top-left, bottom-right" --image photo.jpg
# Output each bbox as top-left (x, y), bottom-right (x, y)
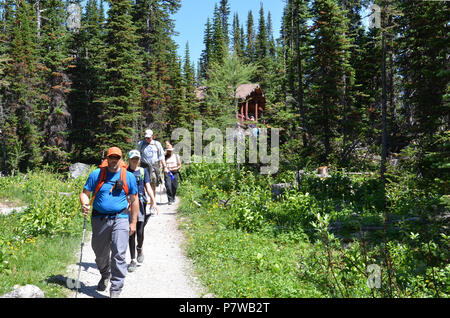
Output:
top-left (295, 170), bottom-right (305, 184)
top-left (271, 183), bottom-right (293, 199)
top-left (69, 163), bottom-right (90, 179)
top-left (1, 285), bottom-right (45, 298)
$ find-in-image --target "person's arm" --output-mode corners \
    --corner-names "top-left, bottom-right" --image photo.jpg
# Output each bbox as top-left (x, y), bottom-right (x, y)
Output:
top-left (80, 189), bottom-right (92, 217)
top-left (161, 159), bottom-right (168, 174)
top-left (170, 154), bottom-right (182, 172)
top-left (157, 141), bottom-right (169, 174)
top-left (128, 193), bottom-right (139, 236)
top-left (144, 182), bottom-right (159, 215)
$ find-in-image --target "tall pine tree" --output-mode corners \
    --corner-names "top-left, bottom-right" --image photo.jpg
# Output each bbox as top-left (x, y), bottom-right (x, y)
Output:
top-left (68, 0), bottom-right (108, 162)
top-left (95, 0), bottom-right (142, 152)
top-left (4, 0), bottom-right (42, 171)
top-left (38, 0), bottom-right (73, 168)
top-left (245, 10), bottom-right (255, 64)
top-left (308, 0), bottom-right (352, 162)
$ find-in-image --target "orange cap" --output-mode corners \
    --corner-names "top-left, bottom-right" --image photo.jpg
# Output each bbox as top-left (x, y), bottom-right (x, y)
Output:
top-left (106, 147), bottom-right (122, 158)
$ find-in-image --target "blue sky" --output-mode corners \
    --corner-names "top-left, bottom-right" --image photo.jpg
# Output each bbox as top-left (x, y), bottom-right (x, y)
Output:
top-left (173, 0), bottom-right (285, 65)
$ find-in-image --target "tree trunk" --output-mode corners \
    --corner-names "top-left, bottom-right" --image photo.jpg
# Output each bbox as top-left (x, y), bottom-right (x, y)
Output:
top-left (295, 2), bottom-right (306, 146)
top-left (36, 0), bottom-right (41, 38)
top-left (340, 0), bottom-right (348, 164)
top-left (381, 31), bottom-right (388, 180)
top-left (0, 102), bottom-right (6, 173)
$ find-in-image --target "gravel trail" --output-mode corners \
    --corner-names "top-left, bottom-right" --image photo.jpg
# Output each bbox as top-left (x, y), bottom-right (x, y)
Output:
top-left (68, 188), bottom-right (206, 298)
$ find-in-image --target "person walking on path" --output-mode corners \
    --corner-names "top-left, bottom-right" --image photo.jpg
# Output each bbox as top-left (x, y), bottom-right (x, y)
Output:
top-left (79, 147), bottom-right (139, 298)
top-left (138, 129), bottom-right (168, 196)
top-left (126, 149), bottom-right (159, 273)
top-left (164, 144), bottom-right (182, 205)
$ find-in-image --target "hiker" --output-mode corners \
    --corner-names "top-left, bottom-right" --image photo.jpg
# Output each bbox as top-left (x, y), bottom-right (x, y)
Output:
top-left (138, 129), bottom-right (168, 196)
top-left (249, 123), bottom-right (259, 138)
top-left (79, 147), bottom-right (139, 298)
top-left (164, 144), bottom-right (182, 205)
top-left (126, 149), bottom-right (159, 273)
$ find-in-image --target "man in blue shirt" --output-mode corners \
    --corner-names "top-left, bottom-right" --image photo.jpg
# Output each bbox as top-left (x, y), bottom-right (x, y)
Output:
top-left (79, 147), bottom-right (139, 298)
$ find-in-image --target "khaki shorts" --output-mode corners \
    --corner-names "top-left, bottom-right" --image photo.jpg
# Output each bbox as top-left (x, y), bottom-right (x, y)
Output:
top-left (148, 165), bottom-right (161, 187)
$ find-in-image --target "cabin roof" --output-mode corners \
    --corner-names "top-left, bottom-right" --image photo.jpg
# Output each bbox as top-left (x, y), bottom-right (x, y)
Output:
top-left (235, 83), bottom-right (263, 100)
top-left (194, 83), bottom-right (264, 101)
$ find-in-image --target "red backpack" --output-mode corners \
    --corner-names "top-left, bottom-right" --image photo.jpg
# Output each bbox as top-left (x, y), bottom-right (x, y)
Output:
top-left (90, 159), bottom-right (129, 205)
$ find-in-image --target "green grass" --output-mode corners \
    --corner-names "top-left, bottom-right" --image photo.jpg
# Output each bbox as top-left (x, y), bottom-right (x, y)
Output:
top-left (0, 213), bottom-right (83, 297)
top-left (0, 169), bottom-right (91, 297)
top-left (177, 162), bottom-right (449, 298)
top-left (178, 181), bottom-right (322, 298)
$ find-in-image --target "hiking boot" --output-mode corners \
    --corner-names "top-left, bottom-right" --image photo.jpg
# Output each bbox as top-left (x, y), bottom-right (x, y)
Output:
top-left (127, 260), bottom-right (137, 272)
top-left (97, 276), bottom-right (110, 292)
top-left (137, 250), bottom-right (144, 263)
top-left (110, 291), bottom-right (121, 298)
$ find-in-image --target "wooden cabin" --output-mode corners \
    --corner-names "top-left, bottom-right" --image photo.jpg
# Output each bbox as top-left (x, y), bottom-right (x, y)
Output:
top-left (194, 84), bottom-right (266, 125)
top-left (235, 84), bottom-right (265, 125)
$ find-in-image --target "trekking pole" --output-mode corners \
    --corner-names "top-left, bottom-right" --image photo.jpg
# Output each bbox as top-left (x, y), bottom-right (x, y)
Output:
top-left (75, 216), bottom-right (88, 298)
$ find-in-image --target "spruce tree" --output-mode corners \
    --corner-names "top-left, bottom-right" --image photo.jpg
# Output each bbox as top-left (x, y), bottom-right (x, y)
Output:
top-left (199, 17), bottom-right (213, 79)
top-left (4, 0), bottom-right (42, 171)
top-left (254, 3), bottom-right (272, 85)
top-left (95, 0), bottom-right (143, 152)
top-left (308, 0), bottom-right (352, 162)
top-left (182, 41), bottom-right (199, 127)
top-left (245, 10), bottom-right (255, 64)
top-left (132, 0), bottom-right (182, 137)
top-left (68, 0), bottom-right (107, 162)
top-left (396, 0), bottom-right (450, 181)
top-left (266, 11), bottom-right (276, 58)
top-left (396, 0), bottom-right (449, 138)
top-left (38, 0), bottom-right (73, 167)
top-left (211, 4), bottom-right (227, 66)
top-left (341, 0), bottom-right (378, 164)
top-left (219, 0), bottom-right (230, 48)
top-left (232, 13), bottom-right (244, 58)
top-left (281, 0), bottom-right (311, 147)
top-left (255, 3), bottom-right (268, 60)
top-left (205, 53), bottom-right (257, 130)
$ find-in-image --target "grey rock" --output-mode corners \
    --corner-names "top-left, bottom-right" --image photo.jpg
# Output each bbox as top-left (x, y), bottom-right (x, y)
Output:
top-left (0, 206), bottom-right (28, 216)
top-left (1, 285), bottom-right (45, 298)
top-left (271, 183), bottom-right (293, 199)
top-left (69, 163), bottom-right (90, 179)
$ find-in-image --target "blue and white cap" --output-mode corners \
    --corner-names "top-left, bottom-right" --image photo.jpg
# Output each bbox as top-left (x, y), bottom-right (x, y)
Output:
top-left (128, 149), bottom-right (141, 159)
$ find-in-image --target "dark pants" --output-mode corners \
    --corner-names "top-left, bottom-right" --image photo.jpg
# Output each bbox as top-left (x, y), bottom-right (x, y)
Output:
top-left (128, 201), bottom-right (150, 260)
top-left (165, 171), bottom-right (178, 203)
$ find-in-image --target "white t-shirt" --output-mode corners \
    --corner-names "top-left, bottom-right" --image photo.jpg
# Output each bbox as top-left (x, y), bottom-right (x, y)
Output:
top-left (166, 154), bottom-right (180, 171)
top-left (138, 140), bottom-right (164, 166)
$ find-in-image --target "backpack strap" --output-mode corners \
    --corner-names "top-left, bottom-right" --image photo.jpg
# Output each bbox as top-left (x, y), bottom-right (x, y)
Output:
top-left (120, 167), bottom-right (129, 196)
top-left (90, 167), bottom-right (107, 205)
top-left (90, 167), bottom-right (129, 206)
top-left (156, 141), bottom-right (162, 159)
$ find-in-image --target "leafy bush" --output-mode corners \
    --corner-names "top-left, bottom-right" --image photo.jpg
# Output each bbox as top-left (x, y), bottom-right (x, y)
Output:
top-left (179, 161), bottom-right (449, 297)
top-left (2, 169), bottom-right (87, 239)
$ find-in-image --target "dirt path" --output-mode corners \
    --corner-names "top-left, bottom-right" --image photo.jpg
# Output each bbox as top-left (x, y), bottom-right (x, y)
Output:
top-left (0, 200), bottom-right (28, 216)
top-left (67, 188), bottom-right (206, 298)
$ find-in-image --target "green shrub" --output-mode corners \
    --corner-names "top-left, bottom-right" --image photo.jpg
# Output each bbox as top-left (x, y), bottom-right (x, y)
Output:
top-left (179, 160), bottom-right (449, 298)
